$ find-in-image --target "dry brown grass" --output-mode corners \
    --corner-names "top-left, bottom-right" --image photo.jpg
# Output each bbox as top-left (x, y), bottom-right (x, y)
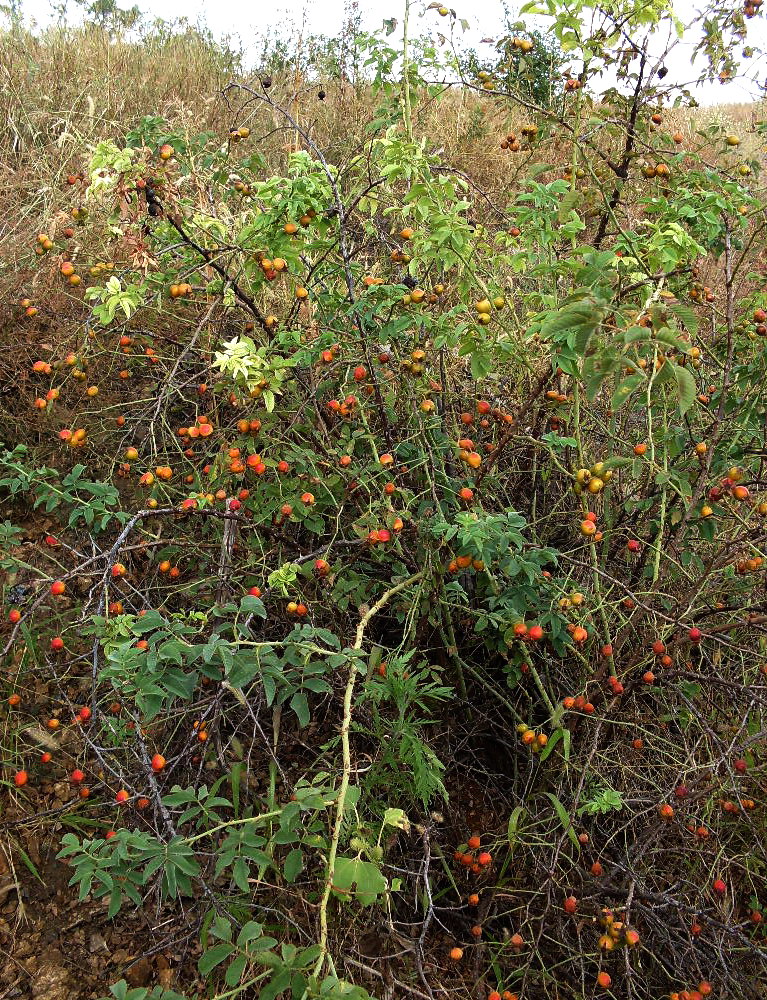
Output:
top-left (1, 20), bottom-right (764, 287)
top-left (0, 23), bottom-right (240, 258)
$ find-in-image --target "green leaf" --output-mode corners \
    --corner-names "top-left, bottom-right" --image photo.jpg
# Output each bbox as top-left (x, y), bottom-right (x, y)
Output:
top-left (668, 302), bottom-right (699, 336)
top-left (232, 857), bottom-right (250, 892)
top-left (539, 727), bottom-right (563, 761)
top-left (107, 885), bottom-right (123, 918)
top-left (237, 921), bottom-right (263, 947)
top-left (557, 189), bottom-right (580, 221)
top-left (507, 805), bottom-right (525, 847)
top-left (258, 970), bottom-right (291, 1000)
top-left (469, 347), bottom-right (493, 380)
top-left (290, 691), bottom-right (310, 727)
top-left (612, 373), bottom-right (645, 409)
top-left (239, 596), bottom-right (266, 617)
top-left (671, 363), bottom-right (696, 415)
top-left (224, 953), bottom-right (247, 988)
top-left (541, 298), bottom-right (604, 356)
top-left (230, 761), bottom-right (243, 817)
top-left (212, 915), bottom-right (233, 942)
top-left (332, 857), bottom-right (388, 905)
top-left (653, 327), bottom-right (689, 352)
top-left (544, 792), bottom-right (580, 850)
top-left (282, 848), bottom-right (304, 883)
top-left (382, 808), bottom-right (410, 832)
top-left (198, 943), bottom-right (235, 976)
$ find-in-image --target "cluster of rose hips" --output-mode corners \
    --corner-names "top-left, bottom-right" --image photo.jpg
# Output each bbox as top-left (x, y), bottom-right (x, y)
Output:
top-left (19, 295), bottom-right (38, 317)
top-left (452, 833), bottom-right (493, 875)
top-left (585, 920), bottom-right (638, 989)
top-left (574, 461), bottom-right (614, 497)
top-left (326, 394), bottom-right (359, 418)
top-left (468, 399), bottom-right (516, 426)
top-left (735, 554), bottom-right (765, 575)
top-left (9, 703), bottom-right (104, 793)
top-left (400, 287), bottom-right (432, 306)
top-left (597, 908), bottom-right (641, 952)
top-left (509, 622), bottom-right (545, 641)
top-left (641, 161), bottom-right (671, 179)
top-left (7, 579), bottom-right (65, 626)
top-left (286, 600), bottom-right (309, 616)
top-left (58, 257), bottom-right (83, 288)
top-left (749, 306), bottom-right (767, 336)
top-left (368, 527), bottom-right (396, 545)
top-left (473, 295), bottom-right (506, 326)
top-left (474, 69), bottom-right (497, 90)
top-left (562, 694), bottom-right (596, 714)
top-left (516, 723), bottom-right (548, 751)
top-left (226, 123), bottom-right (250, 145)
top-left (447, 553), bottom-right (484, 573)
top-left (558, 589), bottom-right (586, 611)
top-left (544, 388), bottom-right (571, 407)
top-left (688, 282), bottom-right (716, 303)
top-left (252, 249), bottom-right (290, 286)
top-left (457, 436), bottom-right (483, 470)
top-left (500, 131), bottom-right (521, 152)
top-left (403, 348), bottom-right (428, 375)
top-left (606, 672), bottom-right (624, 696)
top-left (565, 621), bottom-right (590, 644)
top-left (579, 510), bottom-right (604, 540)
top-left (58, 426), bottom-right (88, 448)
top-left (157, 561), bottom-right (182, 581)
top-left (317, 344), bottom-right (341, 365)
top-left (720, 796), bottom-right (757, 812)
top-left (707, 465), bottom-right (752, 506)
top-left (668, 982), bottom-right (714, 1000)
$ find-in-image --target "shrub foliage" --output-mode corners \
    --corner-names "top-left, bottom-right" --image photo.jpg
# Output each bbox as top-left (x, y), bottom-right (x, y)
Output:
top-left (2, 1), bottom-right (767, 999)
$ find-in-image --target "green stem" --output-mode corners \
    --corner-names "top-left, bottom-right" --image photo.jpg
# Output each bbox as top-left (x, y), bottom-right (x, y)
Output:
top-left (437, 588), bottom-right (467, 699)
top-left (209, 971), bottom-right (270, 1000)
top-left (525, 655), bottom-right (556, 718)
top-left (652, 400), bottom-right (669, 585)
top-left (312, 571), bottom-right (425, 980)
top-left (402, 0), bottom-right (413, 142)
top-left (183, 809), bottom-right (284, 846)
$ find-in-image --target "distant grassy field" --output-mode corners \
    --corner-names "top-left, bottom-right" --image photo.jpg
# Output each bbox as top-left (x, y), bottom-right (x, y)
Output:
top-left (2, 21), bottom-right (763, 271)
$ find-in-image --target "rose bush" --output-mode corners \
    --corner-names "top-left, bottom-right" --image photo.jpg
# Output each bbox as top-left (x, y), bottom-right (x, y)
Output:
top-left (2, 0), bottom-right (767, 997)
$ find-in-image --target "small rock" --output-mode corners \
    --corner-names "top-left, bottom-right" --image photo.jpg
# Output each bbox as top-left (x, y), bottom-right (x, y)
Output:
top-left (156, 957), bottom-right (174, 991)
top-left (124, 957), bottom-right (152, 988)
top-left (88, 931), bottom-right (108, 954)
top-left (30, 958), bottom-right (71, 1000)
top-left (14, 938), bottom-right (33, 959)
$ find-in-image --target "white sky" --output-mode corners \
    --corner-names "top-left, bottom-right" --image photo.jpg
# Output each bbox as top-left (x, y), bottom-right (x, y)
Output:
top-left (14, 0), bottom-right (767, 106)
